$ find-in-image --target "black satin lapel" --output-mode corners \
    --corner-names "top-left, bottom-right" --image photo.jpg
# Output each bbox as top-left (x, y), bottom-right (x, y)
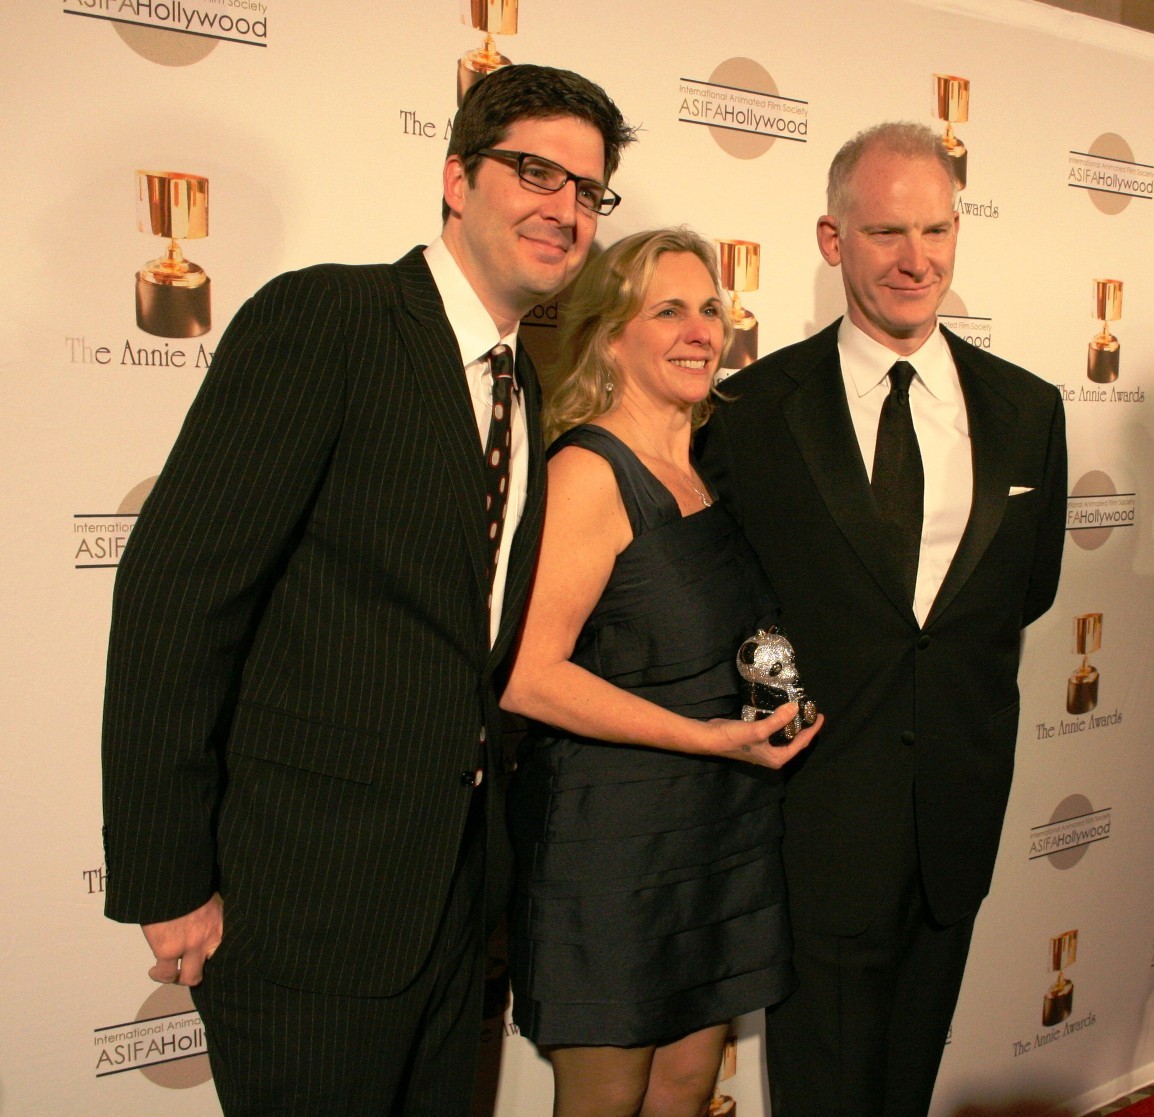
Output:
top-left (926, 339), bottom-right (1016, 625)
top-left (394, 254), bottom-right (490, 600)
top-left (782, 350), bottom-right (915, 619)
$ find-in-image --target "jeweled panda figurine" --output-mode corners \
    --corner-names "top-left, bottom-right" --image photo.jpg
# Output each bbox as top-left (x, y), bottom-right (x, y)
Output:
top-left (737, 627), bottom-right (819, 744)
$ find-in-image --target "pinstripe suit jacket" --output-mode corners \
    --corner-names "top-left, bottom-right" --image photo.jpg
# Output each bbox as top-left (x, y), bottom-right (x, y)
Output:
top-left (102, 248), bottom-right (546, 996)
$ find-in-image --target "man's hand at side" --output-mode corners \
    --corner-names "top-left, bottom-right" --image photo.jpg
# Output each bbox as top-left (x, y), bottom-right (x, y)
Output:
top-left (142, 893), bottom-right (223, 986)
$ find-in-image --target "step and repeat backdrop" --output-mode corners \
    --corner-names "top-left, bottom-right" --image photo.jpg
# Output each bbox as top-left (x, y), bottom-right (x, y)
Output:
top-left (2, 0), bottom-right (1152, 1113)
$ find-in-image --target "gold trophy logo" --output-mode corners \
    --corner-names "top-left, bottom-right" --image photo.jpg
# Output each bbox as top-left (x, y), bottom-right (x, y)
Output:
top-left (933, 74), bottom-right (969, 190)
top-left (1067, 613), bottom-right (1102, 715)
top-left (716, 240), bottom-right (760, 370)
top-left (134, 171), bottom-right (210, 338)
top-left (708, 1026), bottom-right (737, 1116)
top-left (1087, 279), bottom-right (1123, 384)
top-left (1042, 929), bottom-right (1077, 1026)
top-left (457, 0), bottom-right (517, 107)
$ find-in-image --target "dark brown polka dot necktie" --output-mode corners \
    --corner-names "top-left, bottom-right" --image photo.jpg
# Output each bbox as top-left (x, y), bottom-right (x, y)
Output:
top-left (482, 343), bottom-right (515, 598)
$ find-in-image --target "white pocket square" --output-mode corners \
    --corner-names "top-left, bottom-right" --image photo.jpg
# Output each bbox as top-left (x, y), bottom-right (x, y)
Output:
top-left (1008, 485), bottom-right (1035, 496)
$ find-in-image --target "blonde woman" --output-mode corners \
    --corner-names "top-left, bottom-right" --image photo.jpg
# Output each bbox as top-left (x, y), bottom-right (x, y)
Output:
top-left (502, 228), bottom-right (821, 1117)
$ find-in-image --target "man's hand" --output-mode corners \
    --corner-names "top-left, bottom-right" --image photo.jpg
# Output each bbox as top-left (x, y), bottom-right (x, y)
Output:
top-left (141, 893), bottom-right (223, 986)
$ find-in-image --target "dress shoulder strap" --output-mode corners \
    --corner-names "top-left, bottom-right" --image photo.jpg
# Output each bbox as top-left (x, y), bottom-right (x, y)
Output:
top-left (548, 425), bottom-right (680, 537)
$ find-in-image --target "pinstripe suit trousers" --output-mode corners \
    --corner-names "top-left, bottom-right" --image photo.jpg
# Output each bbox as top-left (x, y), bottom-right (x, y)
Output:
top-left (192, 790), bottom-right (488, 1117)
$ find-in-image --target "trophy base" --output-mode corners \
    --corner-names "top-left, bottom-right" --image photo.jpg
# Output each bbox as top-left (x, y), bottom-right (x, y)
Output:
top-left (946, 144), bottom-right (967, 191)
top-left (1087, 343), bottom-right (1119, 383)
top-left (1067, 670), bottom-right (1099, 715)
top-left (722, 317), bottom-right (758, 370)
top-left (457, 51), bottom-right (511, 107)
top-left (1042, 981), bottom-right (1073, 1026)
top-left (136, 274), bottom-right (211, 338)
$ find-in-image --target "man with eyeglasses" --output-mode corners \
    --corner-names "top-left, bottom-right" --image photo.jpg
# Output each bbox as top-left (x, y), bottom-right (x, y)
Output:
top-left (101, 64), bottom-right (634, 1117)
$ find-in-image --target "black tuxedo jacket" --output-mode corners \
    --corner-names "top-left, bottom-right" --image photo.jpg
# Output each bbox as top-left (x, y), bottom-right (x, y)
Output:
top-left (699, 321), bottom-right (1066, 933)
top-left (102, 248), bottom-right (545, 996)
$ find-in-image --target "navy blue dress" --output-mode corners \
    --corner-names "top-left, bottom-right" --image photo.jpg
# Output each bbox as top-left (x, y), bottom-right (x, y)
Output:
top-left (508, 425), bottom-right (795, 1047)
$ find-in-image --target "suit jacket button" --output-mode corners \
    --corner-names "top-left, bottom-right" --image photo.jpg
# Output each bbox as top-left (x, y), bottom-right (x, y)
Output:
top-left (917, 635), bottom-right (931, 650)
top-left (901, 731), bottom-right (916, 746)
top-left (460, 768), bottom-right (484, 788)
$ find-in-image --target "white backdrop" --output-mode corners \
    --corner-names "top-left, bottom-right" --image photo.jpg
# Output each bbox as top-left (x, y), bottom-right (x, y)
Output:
top-left (2, 0), bottom-right (1152, 1114)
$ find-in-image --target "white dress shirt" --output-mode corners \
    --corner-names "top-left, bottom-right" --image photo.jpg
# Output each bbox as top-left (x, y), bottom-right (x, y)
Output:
top-left (838, 318), bottom-right (972, 626)
top-left (424, 237), bottom-right (529, 646)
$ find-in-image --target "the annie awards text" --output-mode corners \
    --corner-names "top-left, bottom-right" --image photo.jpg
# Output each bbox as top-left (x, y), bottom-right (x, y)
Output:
top-left (1012, 1011), bottom-right (1096, 1057)
top-left (1057, 383), bottom-right (1145, 404)
top-left (1035, 710), bottom-right (1122, 739)
top-left (399, 110), bottom-right (454, 141)
top-left (65, 337), bottom-right (214, 368)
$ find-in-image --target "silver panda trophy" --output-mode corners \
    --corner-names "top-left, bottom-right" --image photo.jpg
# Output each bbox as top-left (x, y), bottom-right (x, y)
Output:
top-left (737, 627), bottom-right (819, 744)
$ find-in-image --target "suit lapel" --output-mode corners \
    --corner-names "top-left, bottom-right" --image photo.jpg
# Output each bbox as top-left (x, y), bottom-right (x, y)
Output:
top-left (925, 329), bottom-right (1017, 625)
top-left (782, 323), bottom-right (916, 620)
top-left (393, 249), bottom-right (491, 612)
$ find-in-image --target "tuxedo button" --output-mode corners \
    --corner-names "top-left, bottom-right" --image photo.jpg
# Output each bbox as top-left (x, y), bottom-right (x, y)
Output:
top-left (917, 635), bottom-right (931, 650)
top-left (460, 768), bottom-right (484, 788)
top-left (901, 731), bottom-right (915, 746)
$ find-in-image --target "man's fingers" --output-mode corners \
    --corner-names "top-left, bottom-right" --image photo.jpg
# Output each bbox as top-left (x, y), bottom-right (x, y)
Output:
top-left (140, 893), bottom-right (224, 986)
top-left (148, 957), bottom-right (181, 984)
top-left (149, 951), bottom-right (208, 986)
top-left (176, 953), bottom-right (206, 986)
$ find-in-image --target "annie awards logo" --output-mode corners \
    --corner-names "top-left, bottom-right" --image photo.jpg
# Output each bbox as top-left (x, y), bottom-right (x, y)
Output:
top-left (1043, 930), bottom-right (1078, 1027)
top-left (677, 58), bottom-right (808, 158)
top-left (94, 983), bottom-right (211, 1088)
top-left (715, 239), bottom-right (760, 374)
top-left (1032, 613), bottom-right (1121, 741)
top-left (456, 0), bottom-right (517, 106)
top-left (74, 478), bottom-right (156, 569)
top-left (1012, 930), bottom-right (1097, 1059)
top-left (1086, 278), bottom-right (1123, 385)
top-left (135, 171), bottom-right (212, 339)
top-left (62, 0), bottom-right (269, 65)
top-left (1066, 613), bottom-right (1102, 715)
top-left (932, 73), bottom-right (969, 190)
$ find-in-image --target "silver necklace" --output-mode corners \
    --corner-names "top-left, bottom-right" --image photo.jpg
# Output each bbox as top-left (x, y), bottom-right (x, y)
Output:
top-left (628, 418), bottom-right (712, 508)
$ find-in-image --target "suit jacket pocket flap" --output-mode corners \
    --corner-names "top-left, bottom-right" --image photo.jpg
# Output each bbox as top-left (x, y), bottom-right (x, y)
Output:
top-left (230, 702), bottom-right (379, 785)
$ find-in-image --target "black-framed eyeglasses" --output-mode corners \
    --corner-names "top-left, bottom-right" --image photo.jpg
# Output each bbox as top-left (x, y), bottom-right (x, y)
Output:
top-left (473, 148), bottom-right (622, 216)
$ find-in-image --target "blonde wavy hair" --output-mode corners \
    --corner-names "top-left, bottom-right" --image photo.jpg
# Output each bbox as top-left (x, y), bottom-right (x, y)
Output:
top-left (545, 227), bottom-right (734, 444)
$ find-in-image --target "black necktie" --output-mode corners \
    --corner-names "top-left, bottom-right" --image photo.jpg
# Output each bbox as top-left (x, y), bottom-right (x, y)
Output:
top-left (482, 344), bottom-right (515, 596)
top-left (872, 360), bottom-right (924, 604)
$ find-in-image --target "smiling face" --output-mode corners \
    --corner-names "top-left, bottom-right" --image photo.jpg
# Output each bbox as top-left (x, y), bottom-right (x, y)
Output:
top-left (609, 252), bottom-right (724, 415)
top-left (817, 148), bottom-right (959, 355)
top-left (442, 115), bottom-right (606, 334)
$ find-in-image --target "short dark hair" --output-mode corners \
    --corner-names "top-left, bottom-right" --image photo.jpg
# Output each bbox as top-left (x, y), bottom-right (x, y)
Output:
top-left (441, 64), bottom-right (635, 222)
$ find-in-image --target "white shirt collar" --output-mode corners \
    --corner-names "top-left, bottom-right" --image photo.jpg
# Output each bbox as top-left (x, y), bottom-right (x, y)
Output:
top-left (838, 316), bottom-right (957, 404)
top-left (423, 237), bottom-right (519, 368)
